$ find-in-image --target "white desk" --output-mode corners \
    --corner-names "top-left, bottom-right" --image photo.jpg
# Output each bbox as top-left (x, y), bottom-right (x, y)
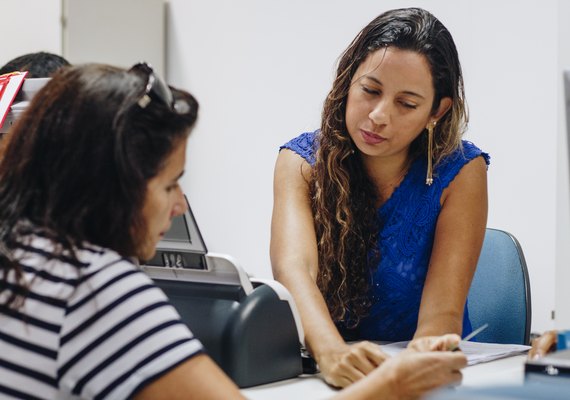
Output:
top-left (242, 355), bottom-right (527, 400)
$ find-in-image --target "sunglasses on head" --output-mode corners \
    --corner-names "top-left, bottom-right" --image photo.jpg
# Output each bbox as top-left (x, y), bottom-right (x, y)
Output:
top-left (129, 62), bottom-right (191, 114)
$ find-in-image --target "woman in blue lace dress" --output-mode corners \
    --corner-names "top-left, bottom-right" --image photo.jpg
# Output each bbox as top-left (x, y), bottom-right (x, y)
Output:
top-left (271, 7), bottom-right (489, 388)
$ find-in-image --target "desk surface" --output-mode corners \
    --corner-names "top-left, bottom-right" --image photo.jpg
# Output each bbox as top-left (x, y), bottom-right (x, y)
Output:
top-left (242, 355), bottom-right (527, 400)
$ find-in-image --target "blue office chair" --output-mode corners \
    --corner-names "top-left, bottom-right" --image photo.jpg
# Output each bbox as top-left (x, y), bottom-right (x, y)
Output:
top-left (466, 228), bottom-right (531, 345)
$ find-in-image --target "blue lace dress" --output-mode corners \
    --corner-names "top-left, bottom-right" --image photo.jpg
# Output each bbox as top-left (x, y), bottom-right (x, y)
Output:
top-left (280, 130), bottom-right (490, 341)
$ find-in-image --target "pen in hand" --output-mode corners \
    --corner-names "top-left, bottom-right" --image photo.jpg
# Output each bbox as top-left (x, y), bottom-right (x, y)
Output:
top-left (450, 323), bottom-right (489, 352)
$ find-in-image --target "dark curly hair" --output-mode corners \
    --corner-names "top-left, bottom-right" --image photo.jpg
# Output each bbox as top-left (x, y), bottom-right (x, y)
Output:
top-left (312, 8), bottom-right (468, 326)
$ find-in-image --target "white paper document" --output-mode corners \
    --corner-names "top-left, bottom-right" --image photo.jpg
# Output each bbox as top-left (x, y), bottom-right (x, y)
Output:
top-left (380, 341), bottom-right (530, 366)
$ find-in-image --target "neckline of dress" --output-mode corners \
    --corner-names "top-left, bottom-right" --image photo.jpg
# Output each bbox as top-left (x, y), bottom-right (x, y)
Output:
top-left (377, 156), bottom-right (421, 213)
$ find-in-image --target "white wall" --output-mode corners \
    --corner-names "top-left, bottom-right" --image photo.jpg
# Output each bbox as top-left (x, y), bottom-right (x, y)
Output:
top-left (62, 0), bottom-right (166, 78)
top-left (0, 0), bottom-right (165, 77)
top-left (168, 0), bottom-right (561, 333)
top-left (0, 0), bottom-right (62, 64)
top-left (0, 0), bottom-right (565, 334)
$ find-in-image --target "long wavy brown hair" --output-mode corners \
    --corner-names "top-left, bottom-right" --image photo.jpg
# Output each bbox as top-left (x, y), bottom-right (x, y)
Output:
top-left (0, 64), bottom-right (198, 308)
top-left (311, 8), bottom-right (468, 326)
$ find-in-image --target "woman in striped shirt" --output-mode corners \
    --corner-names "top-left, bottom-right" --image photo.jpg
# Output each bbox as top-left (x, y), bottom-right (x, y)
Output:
top-left (0, 63), bottom-right (465, 399)
top-left (0, 62), bottom-right (245, 399)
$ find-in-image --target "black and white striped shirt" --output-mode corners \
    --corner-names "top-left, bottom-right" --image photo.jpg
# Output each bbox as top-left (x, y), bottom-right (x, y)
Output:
top-left (0, 234), bottom-right (203, 399)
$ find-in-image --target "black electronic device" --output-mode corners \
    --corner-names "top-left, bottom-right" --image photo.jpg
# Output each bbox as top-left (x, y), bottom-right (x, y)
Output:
top-left (525, 349), bottom-right (570, 384)
top-left (141, 196), bottom-right (305, 388)
top-left (145, 204), bottom-right (208, 270)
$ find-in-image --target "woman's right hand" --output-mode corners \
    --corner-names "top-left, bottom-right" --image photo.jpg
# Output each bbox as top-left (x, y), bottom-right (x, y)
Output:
top-left (316, 341), bottom-right (389, 388)
top-left (529, 330), bottom-right (558, 359)
top-left (334, 350), bottom-right (467, 400)
top-left (378, 350), bottom-right (466, 400)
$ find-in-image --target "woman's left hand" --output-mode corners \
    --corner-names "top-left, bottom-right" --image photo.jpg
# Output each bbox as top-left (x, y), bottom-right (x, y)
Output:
top-left (407, 334), bottom-right (461, 352)
top-left (529, 331), bottom-right (558, 360)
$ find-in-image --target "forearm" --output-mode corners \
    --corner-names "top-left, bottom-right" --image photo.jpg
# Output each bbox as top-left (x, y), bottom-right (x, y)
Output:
top-left (414, 258), bottom-right (473, 339)
top-left (134, 354), bottom-right (245, 400)
top-left (414, 156), bottom-right (488, 340)
top-left (414, 310), bottom-right (464, 339)
top-left (273, 265), bottom-right (346, 358)
top-left (332, 374), bottom-right (396, 400)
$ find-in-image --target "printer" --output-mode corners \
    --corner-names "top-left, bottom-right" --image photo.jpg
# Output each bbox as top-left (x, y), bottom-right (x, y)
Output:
top-left (141, 197), bottom-right (306, 388)
top-left (0, 77), bottom-right (50, 134)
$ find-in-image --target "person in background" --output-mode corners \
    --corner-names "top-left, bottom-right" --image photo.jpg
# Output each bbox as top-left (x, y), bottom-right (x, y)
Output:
top-left (271, 7), bottom-right (489, 388)
top-left (529, 331), bottom-right (559, 359)
top-left (0, 51), bottom-right (70, 104)
top-left (0, 51), bottom-right (70, 78)
top-left (0, 62), bottom-right (465, 399)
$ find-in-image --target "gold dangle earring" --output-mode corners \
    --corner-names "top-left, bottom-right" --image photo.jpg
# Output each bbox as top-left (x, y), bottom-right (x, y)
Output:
top-left (425, 121), bottom-right (436, 185)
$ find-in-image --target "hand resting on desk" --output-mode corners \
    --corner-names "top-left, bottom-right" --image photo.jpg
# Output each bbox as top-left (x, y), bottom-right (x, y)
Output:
top-left (528, 330), bottom-right (557, 359)
top-left (335, 350), bottom-right (467, 400)
top-left (407, 334), bottom-right (462, 353)
top-left (318, 340), bottom-right (389, 388)
top-left (316, 334), bottom-right (460, 390)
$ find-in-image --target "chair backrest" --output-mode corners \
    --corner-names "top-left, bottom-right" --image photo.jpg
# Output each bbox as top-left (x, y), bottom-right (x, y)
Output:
top-left (467, 228), bottom-right (531, 345)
